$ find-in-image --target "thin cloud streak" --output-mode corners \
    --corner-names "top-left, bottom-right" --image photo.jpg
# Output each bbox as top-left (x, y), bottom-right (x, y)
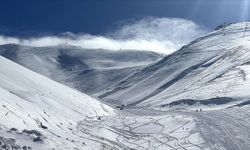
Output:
top-left (0, 17), bottom-right (209, 54)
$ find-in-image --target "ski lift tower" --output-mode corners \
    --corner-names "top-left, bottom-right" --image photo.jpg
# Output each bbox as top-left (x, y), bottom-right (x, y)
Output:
top-left (243, 23), bottom-right (248, 37)
top-left (65, 32), bottom-right (68, 46)
top-left (222, 22), bottom-right (227, 36)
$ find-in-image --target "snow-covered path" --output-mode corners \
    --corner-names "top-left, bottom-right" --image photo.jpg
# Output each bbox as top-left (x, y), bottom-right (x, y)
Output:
top-left (187, 107), bottom-right (250, 150)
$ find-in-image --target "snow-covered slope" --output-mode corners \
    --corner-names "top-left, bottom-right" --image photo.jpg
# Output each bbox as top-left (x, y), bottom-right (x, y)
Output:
top-left (99, 22), bottom-right (250, 108)
top-left (0, 55), bottom-right (205, 150)
top-left (0, 45), bottom-right (162, 95)
top-left (0, 55), bottom-right (113, 149)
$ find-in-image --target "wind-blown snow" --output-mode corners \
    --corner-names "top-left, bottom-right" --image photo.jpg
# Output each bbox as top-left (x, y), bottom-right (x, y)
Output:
top-left (0, 17), bottom-right (208, 54)
top-left (0, 45), bottom-right (163, 95)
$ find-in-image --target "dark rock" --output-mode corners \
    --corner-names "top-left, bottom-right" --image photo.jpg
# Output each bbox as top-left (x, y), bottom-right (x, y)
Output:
top-left (33, 137), bottom-right (43, 143)
top-left (22, 129), bottom-right (42, 136)
top-left (1, 145), bottom-right (7, 149)
top-left (22, 146), bottom-right (27, 150)
top-left (9, 128), bottom-right (18, 132)
top-left (40, 123), bottom-right (48, 129)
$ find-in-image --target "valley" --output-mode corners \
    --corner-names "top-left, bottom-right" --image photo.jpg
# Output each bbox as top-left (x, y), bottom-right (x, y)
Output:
top-left (0, 22), bottom-right (250, 150)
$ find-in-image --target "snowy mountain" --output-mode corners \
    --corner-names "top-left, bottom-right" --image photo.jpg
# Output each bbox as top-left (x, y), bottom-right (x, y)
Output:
top-left (0, 55), bottom-right (114, 149)
top-left (0, 54), bottom-right (206, 150)
top-left (99, 22), bottom-right (250, 109)
top-left (0, 22), bottom-right (250, 150)
top-left (0, 45), bottom-right (162, 95)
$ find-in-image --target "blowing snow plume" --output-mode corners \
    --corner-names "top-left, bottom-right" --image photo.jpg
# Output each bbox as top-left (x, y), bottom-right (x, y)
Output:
top-left (0, 17), bottom-right (208, 54)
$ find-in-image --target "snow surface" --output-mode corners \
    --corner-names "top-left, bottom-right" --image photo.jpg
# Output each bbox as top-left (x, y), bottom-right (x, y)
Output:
top-left (184, 105), bottom-right (250, 150)
top-left (0, 55), bottom-right (113, 149)
top-left (0, 22), bottom-right (250, 150)
top-left (0, 53), bottom-right (206, 150)
top-left (75, 109), bottom-right (206, 150)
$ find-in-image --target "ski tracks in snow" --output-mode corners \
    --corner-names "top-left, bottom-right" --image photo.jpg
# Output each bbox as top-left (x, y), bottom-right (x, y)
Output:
top-left (187, 109), bottom-right (250, 150)
top-left (76, 111), bottom-right (205, 150)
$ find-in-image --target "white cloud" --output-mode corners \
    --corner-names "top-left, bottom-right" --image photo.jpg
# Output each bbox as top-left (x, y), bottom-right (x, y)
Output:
top-left (0, 17), bottom-right (208, 54)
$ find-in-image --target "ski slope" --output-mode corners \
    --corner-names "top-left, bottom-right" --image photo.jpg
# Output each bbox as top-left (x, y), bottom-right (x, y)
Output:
top-left (185, 105), bottom-right (250, 150)
top-left (0, 22), bottom-right (250, 150)
top-left (99, 22), bottom-right (250, 109)
top-left (0, 55), bottom-right (205, 149)
top-left (0, 55), bottom-right (206, 150)
top-left (75, 109), bottom-right (206, 150)
top-left (0, 55), bottom-right (114, 149)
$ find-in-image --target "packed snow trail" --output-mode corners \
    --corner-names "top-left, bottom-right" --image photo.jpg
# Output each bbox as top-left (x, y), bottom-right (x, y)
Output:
top-left (186, 108), bottom-right (250, 150)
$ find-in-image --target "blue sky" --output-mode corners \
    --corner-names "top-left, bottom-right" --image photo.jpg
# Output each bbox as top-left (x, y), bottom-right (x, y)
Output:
top-left (0, 0), bottom-right (249, 36)
top-left (0, 0), bottom-right (249, 53)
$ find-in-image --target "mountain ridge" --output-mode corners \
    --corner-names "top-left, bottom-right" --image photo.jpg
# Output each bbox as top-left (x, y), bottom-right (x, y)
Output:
top-left (0, 44), bottom-right (163, 95)
top-left (99, 22), bottom-right (250, 109)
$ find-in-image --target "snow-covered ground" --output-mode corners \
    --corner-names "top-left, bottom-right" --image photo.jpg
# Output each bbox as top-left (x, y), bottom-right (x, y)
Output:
top-left (75, 110), bottom-right (206, 150)
top-left (0, 22), bottom-right (250, 150)
top-left (0, 50), bottom-right (206, 150)
top-left (184, 105), bottom-right (250, 150)
top-left (0, 45), bottom-right (163, 95)
top-left (99, 22), bottom-right (250, 110)
top-left (0, 55), bottom-right (113, 149)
